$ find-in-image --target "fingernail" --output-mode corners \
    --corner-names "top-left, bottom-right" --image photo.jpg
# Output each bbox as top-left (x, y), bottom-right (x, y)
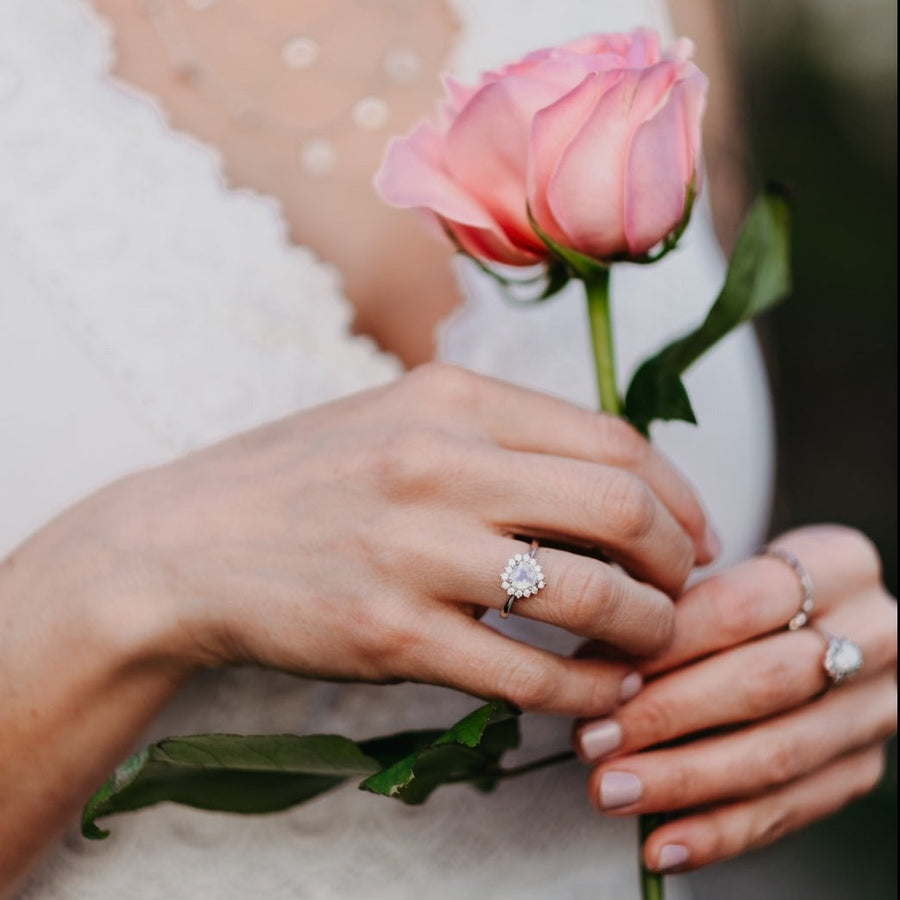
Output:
top-left (599, 771), bottom-right (642, 810)
top-left (656, 843), bottom-right (689, 872)
top-left (578, 719), bottom-right (621, 761)
top-left (702, 525), bottom-right (721, 561)
top-left (619, 671), bottom-right (643, 701)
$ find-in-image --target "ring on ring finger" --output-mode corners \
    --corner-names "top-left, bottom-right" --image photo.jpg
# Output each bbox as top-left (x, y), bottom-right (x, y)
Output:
top-left (500, 540), bottom-right (545, 618)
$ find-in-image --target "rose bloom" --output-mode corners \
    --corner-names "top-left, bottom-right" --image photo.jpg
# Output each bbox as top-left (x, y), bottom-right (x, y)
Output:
top-left (376, 28), bottom-right (708, 266)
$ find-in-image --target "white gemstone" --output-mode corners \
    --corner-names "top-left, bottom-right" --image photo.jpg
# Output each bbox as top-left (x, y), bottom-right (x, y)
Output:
top-left (352, 96), bottom-right (390, 131)
top-left (299, 138), bottom-right (336, 176)
top-left (509, 562), bottom-right (534, 591)
top-left (832, 641), bottom-right (862, 672)
top-left (383, 47), bottom-right (422, 84)
top-left (282, 36), bottom-right (319, 70)
top-left (515, 554), bottom-right (523, 561)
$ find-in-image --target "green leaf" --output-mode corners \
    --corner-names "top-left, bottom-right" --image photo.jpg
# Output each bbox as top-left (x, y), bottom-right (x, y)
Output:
top-left (359, 701), bottom-right (521, 805)
top-left (81, 703), bottom-right (523, 837)
top-left (624, 185), bottom-right (792, 434)
top-left (81, 733), bottom-right (381, 839)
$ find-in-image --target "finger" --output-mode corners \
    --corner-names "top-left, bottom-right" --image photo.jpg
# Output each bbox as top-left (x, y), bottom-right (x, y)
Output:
top-left (585, 673), bottom-right (896, 815)
top-left (466, 375), bottom-right (714, 563)
top-left (644, 525), bottom-right (886, 675)
top-left (474, 450), bottom-right (696, 595)
top-left (452, 537), bottom-right (674, 656)
top-left (403, 610), bottom-right (642, 718)
top-left (642, 744), bottom-right (888, 872)
top-left (576, 592), bottom-right (896, 761)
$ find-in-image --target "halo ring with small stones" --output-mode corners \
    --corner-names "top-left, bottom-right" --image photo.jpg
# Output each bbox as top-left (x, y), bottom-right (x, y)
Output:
top-left (500, 540), bottom-right (546, 618)
top-left (816, 628), bottom-right (864, 687)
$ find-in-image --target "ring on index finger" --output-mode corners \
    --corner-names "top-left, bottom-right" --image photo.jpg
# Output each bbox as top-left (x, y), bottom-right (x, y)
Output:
top-left (500, 540), bottom-right (545, 618)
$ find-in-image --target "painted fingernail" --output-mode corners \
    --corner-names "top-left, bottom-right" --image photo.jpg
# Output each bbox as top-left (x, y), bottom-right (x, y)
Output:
top-left (656, 844), bottom-right (689, 872)
top-left (702, 525), bottom-right (721, 561)
top-left (599, 771), bottom-right (642, 810)
top-left (619, 671), bottom-right (643, 701)
top-left (578, 719), bottom-right (621, 761)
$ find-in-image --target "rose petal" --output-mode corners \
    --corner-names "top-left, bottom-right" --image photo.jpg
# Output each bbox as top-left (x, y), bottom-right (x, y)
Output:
top-left (445, 76), bottom-right (562, 251)
top-left (527, 71), bottom-right (622, 245)
top-left (624, 28), bottom-right (662, 67)
top-left (375, 122), bottom-right (495, 228)
top-left (624, 69), bottom-right (707, 255)
top-left (546, 63), bottom-right (681, 259)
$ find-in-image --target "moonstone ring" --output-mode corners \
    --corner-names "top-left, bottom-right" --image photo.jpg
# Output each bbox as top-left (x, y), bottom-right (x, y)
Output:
top-left (818, 628), bottom-right (864, 687)
top-left (500, 540), bottom-right (545, 618)
top-left (764, 546), bottom-right (815, 630)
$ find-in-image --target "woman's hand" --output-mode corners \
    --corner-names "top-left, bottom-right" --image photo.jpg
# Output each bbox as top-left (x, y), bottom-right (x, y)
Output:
top-left (574, 525), bottom-right (897, 873)
top-left (2, 362), bottom-right (714, 888)
top-left (120, 362), bottom-right (714, 714)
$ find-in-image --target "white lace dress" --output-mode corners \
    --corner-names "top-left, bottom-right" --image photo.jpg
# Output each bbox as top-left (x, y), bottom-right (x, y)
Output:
top-left (0, 1), bottom-right (774, 897)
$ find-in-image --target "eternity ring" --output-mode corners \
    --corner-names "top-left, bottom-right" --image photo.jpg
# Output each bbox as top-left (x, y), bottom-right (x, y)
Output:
top-left (817, 628), bottom-right (864, 687)
top-left (764, 546), bottom-right (815, 630)
top-left (500, 540), bottom-right (545, 618)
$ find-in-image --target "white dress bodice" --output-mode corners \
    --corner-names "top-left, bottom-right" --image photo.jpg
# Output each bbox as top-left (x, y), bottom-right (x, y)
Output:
top-left (1, 2), bottom-right (773, 897)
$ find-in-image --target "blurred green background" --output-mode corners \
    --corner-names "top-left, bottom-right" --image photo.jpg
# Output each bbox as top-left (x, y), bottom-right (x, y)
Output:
top-left (686, 2), bottom-right (897, 898)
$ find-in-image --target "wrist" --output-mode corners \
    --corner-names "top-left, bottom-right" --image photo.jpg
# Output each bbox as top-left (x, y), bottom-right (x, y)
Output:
top-left (7, 474), bottom-right (199, 682)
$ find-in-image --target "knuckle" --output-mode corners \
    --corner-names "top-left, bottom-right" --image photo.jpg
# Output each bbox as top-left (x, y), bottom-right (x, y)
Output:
top-left (368, 426), bottom-right (453, 496)
top-left (498, 657), bottom-right (555, 711)
top-left (586, 672), bottom-right (620, 716)
top-left (598, 415), bottom-right (649, 469)
top-left (747, 653), bottom-right (798, 716)
top-left (629, 692), bottom-right (675, 742)
top-left (636, 590), bottom-right (675, 655)
top-left (669, 533), bottom-right (696, 591)
top-left (557, 565), bottom-right (613, 635)
top-left (763, 737), bottom-right (798, 786)
top-left (599, 471), bottom-right (656, 542)
top-left (708, 576), bottom-right (759, 644)
top-left (406, 362), bottom-right (474, 411)
top-left (751, 805), bottom-right (794, 849)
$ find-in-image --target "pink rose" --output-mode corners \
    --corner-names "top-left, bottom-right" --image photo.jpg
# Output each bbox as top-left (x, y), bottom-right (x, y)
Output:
top-left (375, 28), bottom-right (707, 266)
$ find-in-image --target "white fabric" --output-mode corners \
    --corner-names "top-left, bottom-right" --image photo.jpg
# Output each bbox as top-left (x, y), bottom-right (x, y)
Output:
top-left (0, 1), bottom-right (773, 897)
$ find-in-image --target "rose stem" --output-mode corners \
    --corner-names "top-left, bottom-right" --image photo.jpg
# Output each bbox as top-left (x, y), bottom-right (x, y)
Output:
top-left (585, 266), bottom-right (663, 899)
top-left (584, 269), bottom-right (621, 416)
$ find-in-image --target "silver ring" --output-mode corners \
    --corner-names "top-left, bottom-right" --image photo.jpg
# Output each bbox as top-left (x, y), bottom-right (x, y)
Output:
top-left (764, 546), bottom-right (815, 630)
top-left (817, 628), bottom-right (864, 687)
top-left (500, 540), bottom-right (545, 618)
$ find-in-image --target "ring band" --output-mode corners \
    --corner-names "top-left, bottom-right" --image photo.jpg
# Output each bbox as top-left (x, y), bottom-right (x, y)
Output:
top-left (500, 540), bottom-right (545, 618)
top-left (764, 546), bottom-right (815, 630)
top-left (816, 628), bottom-right (864, 687)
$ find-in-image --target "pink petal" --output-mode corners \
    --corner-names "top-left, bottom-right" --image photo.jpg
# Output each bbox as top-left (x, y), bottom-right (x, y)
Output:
top-left (625, 28), bottom-right (662, 66)
top-left (624, 70), bottom-right (707, 255)
top-left (375, 122), bottom-right (495, 229)
top-left (376, 122), bottom-right (536, 265)
top-left (527, 71), bottom-right (622, 245)
top-left (445, 76), bottom-right (562, 252)
top-left (447, 220), bottom-right (544, 266)
top-left (546, 63), bottom-right (680, 259)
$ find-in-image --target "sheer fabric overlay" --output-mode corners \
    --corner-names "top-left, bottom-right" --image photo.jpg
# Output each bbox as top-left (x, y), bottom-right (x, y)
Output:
top-left (1, 1), bottom-right (771, 897)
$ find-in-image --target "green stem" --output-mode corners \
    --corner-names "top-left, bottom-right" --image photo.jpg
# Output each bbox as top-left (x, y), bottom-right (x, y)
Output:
top-left (496, 750), bottom-right (576, 780)
top-left (640, 813), bottom-right (667, 900)
top-left (584, 269), bottom-right (621, 415)
top-left (584, 268), bottom-right (663, 900)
